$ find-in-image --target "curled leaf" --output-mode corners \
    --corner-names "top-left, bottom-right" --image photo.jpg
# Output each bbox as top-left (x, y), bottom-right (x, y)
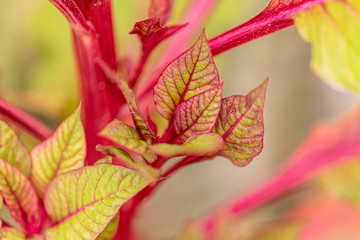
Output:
top-left (30, 104), bottom-right (85, 198)
top-left (150, 133), bottom-right (224, 158)
top-left (214, 79), bottom-right (269, 166)
top-left (0, 120), bottom-right (31, 176)
top-left (100, 119), bottom-right (156, 162)
top-left (97, 214), bottom-right (119, 240)
top-left (130, 18), bottom-right (185, 53)
top-left (173, 84), bottom-right (222, 143)
top-left (295, 0), bottom-right (360, 92)
top-left (44, 164), bottom-right (147, 240)
top-left (154, 30), bottom-right (220, 120)
top-left (0, 158), bottom-right (39, 229)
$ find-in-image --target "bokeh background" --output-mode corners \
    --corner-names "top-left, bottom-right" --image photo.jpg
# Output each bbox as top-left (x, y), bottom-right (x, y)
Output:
top-left (0, 0), bottom-right (356, 239)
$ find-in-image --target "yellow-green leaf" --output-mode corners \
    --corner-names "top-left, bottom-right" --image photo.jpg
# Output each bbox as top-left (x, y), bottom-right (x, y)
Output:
top-left (295, 0), bottom-right (360, 92)
top-left (100, 119), bottom-right (156, 162)
top-left (30, 104), bottom-right (85, 198)
top-left (173, 84), bottom-right (222, 143)
top-left (150, 133), bottom-right (224, 158)
top-left (0, 227), bottom-right (26, 240)
top-left (214, 79), bottom-right (269, 166)
top-left (0, 120), bottom-right (31, 176)
top-left (97, 214), bottom-right (119, 240)
top-left (0, 158), bottom-right (39, 229)
top-left (0, 194), bottom-right (3, 212)
top-left (44, 164), bottom-right (147, 240)
top-left (154, 29), bottom-right (220, 120)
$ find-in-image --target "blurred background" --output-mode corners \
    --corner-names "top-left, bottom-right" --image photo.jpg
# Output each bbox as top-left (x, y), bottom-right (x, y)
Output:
top-left (0, 0), bottom-right (357, 239)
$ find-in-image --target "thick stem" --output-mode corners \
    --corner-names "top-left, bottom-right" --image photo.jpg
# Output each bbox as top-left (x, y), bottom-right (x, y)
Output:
top-left (0, 97), bottom-right (52, 141)
top-left (72, 0), bottom-right (123, 165)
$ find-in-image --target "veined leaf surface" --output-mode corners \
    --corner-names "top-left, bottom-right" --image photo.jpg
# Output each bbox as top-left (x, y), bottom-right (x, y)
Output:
top-left (100, 120), bottom-right (156, 162)
top-left (0, 158), bottom-right (39, 228)
top-left (173, 84), bottom-right (222, 143)
top-left (97, 214), bottom-right (119, 240)
top-left (215, 79), bottom-right (269, 166)
top-left (151, 133), bottom-right (224, 158)
top-left (44, 164), bottom-right (147, 240)
top-left (154, 30), bottom-right (220, 120)
top-left (30, 104), bottom-right (85, 198)
top-left (295, 0), bottom-right (360, 92)
top-left (0, 120), bottom-right (31, 176)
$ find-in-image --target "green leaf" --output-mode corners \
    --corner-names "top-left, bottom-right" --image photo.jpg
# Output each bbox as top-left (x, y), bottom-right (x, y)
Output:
top-left (0, 194), bottom-right (3, 212)
top-left (44, 164), bottom-right (147, 240)
top-left (214, 79), bottom-right (269, 166)
top-left (100, 119), bottom-right (156, 163)
top-left (0, 120), bottom-right (31, 176)
top-left (150, 133), bottom-right (224, 158)
top-left (173, 84), bottom-right (222, 143)
top-left (295, 0), bottom-right (360, 92)
top-left (0, 158), bottom-right (39, 228)
top-left (0, 227), bottom-right (26, 240)
top-left (97, 145), bottom-right (160, 183)
top-left (30, 104), bottom-right (85, 198)
top-left (94, 156), bottom-right (113, 165)
top-left (97, 214), bottom-right (119, 240)
top-left (154, 29), bottom-right (220, 120)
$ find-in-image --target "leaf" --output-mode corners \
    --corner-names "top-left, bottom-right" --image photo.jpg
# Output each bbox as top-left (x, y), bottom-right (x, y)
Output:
top-left (0, 158), bottom-right (39, 229)
top-left (0, 194), bottom-right (3, 212)
top-left (94, 156), bottom-right (113, 165)
top-left (295, 0), bottom-right (360, 92)
top-left (154, 29), bottom-right (220, 120)
top-left (0, 227), bottom-right (26, 240)
top-left (30, 104), bottom-right (85, 198)
top-left (214, 79), bottom-right (269, 167)
top-left (173, 84), bottom-right (222, 143)
top-left (97, 145), bottom-right (160, 183)
top-left (98, 61), bottom-right (156, 143)
top-left (100, 119), bottom-right (156, 162)
top-left (150, 133), bottom-right (224, 158)
top-left (97, 214), bottom-right (119, 240)
top-left (130, 18), bottom-right (185, 52)
top-left (0, 120), bottom-right (31, 176)
top-left (44, 164), bottom-right (147, 240)
top-left (148, 0), bottom-right (174, 24)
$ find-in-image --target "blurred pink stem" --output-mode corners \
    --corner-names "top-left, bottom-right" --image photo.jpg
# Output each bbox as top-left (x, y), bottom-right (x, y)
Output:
top-left (0, 97), bottom-right (52, 140)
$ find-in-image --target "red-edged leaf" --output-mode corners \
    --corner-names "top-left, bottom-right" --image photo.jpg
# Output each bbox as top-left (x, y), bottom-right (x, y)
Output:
top-left (130, 18), bottom-right (185, 53)
top-left (209, 0), bottom-right (325, 56)
top-left (214, 79), bottom-right (269, 166)
top-left (173, 84), bottom-right (223, 143)
top-left (44, 164), bottom-right (147, 239)
top-left (30, 104), bottom-right (85, 198)
top-left (0, 120), bottom-right (31, 177)
top-left (154, 29), bottom-right (220, 120)
top-left (0, 158), bottom-right (39, 230)
top-left (149, 0), bottom-right (174, 24)
top-left (48, 0), bottom-right (91, 34)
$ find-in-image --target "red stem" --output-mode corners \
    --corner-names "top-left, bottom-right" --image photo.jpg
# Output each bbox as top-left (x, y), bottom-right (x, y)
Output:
top-left (0, 97), bottom-right (52, 141)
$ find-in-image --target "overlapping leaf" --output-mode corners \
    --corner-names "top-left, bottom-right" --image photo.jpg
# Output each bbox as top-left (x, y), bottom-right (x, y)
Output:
top-left (30, 104), bottom-right (85, 198)
top-left (295, 0), bottom-right (360, 92)
top-left (0, 120), bottom-right (31, 176)
top-left (173, 84), bottom-right (222, 143)
top-left (154, 30), bottom-right (220, 120)
top-left (100, 119), bottom-right (156, 162)
top-left (151, 133), bottom-right (223, 158)
top-left (214, 79), bottom-right (269, 166)
top-left (0, 158), bottom-right (39, 228)
top-left (97, 214), bottom-right (119, 240)
top-left (44, 164), bottom-right (147, 240)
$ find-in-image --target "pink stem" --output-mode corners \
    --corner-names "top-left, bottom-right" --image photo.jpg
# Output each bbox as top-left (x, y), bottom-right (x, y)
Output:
top-left (0, 97), bottom-right (52, 141)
